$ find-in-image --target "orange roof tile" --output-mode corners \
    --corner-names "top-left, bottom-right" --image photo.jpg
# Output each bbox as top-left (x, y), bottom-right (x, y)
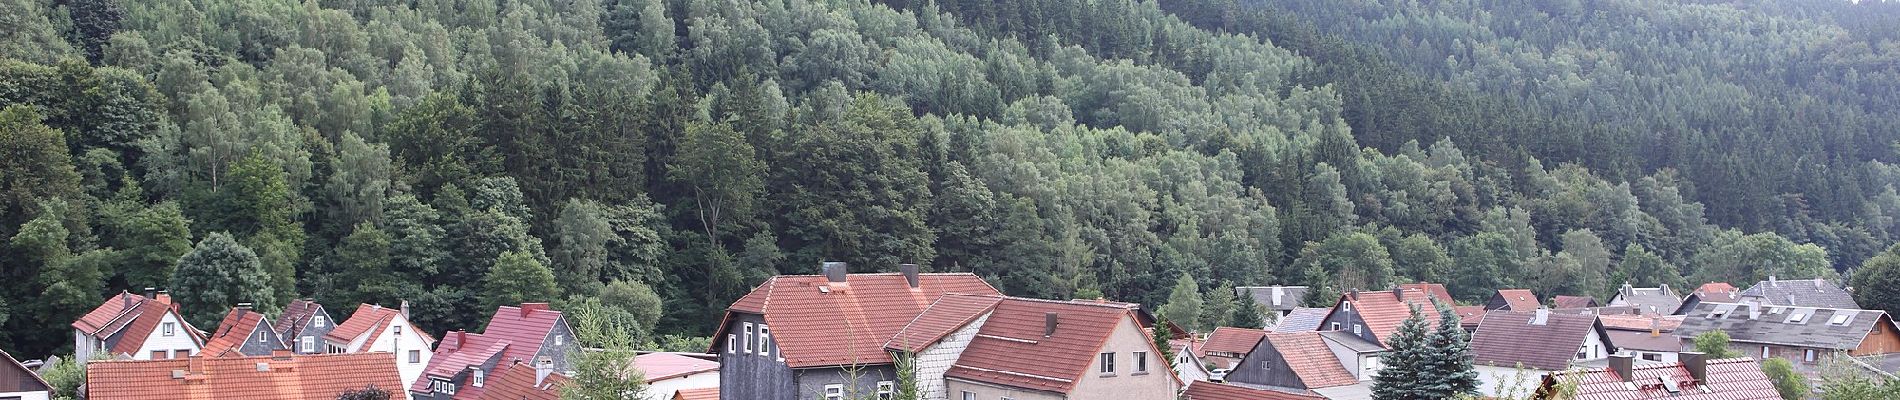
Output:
top-left (1201, 327), bottom-right (1268, 356)
top-left (478, 361), bottom-right (566, 400)
top-left (1342, 289), bottom-right (1446, 347)
top-left (73, 291), bottom-right (141, 334)
top-left (1181, 381), bottom-right (1326, 400)
top-left (673, 387), bottom-right (719, 400)
top-left (716, 273), bottom-right (1000, 368)
top-left (86, 352), bottom-right (404, 399)
top-left (1261, 332), bottom-right (1359, 388)
top-left (943, 297), bottom-right (1175, 393)
top-left (1544, 358), bottom-right (1780, 400)
top-left (202, 308), bottom-right (279, 357)
top-left (327, 303), bottom-right (435, 350)
top-left (413, 304), bottom-right (565, 398)
top-left (1493, 289), bottom-right (1540, 311)
top-left (885, 294), bottom-right (1003, 352)
top-left (1397, 282), bottom-right (1454, 304)
top-left (632, 353), bottom-right (719, 383)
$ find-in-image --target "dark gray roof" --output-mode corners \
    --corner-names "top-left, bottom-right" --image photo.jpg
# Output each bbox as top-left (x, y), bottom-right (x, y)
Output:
top-left (1272, 308), bottom-right (1329, 333)
top-left (1674, 302), bottom-right (1893, 351)
top-left (1469, 310), bottom-right (1612, 371)
top-left (1609, 284), bottom-right (1681, 314)
top-left (1737, 278), bottom-right (1861, 309)
top-left (1317, 330), bottom-right (1383, 353)
top-left (1237, 286), bottom-right (1309, 311)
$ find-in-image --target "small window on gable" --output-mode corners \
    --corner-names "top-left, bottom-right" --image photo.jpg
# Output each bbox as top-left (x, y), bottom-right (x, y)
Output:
top-left (314, 315), bottom-right (326, 327)
top-left (395, 325), bottom-right (403, 337)
top-left (409, 350), bottom-right (421, 363)
top-left (727, 334), bottom-right (736, 354)
top-left (1135, 351), bottom-right (1148, 372)
top-left (301, 336), bottom-right (315, 352)
top-left (1100, 352), bottom-right (1116, 374)
top-left (163, 322), bottom-right (176, 336)
top-left (1353, 324), bottom-right (1363, 335)
top-left (258, 333), bottom-right (267, 343)
top-left (1330, 322), bottom-right (1341, 331)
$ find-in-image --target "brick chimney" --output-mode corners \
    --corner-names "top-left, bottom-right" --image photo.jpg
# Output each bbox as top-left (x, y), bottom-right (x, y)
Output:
top-left (1609, 353), bottom-right (1634, 382)
top-left (1681, 351), bottom-right (1708, 383)
top-left (1044, 312), bottom-right (1059, 337)
top-left (520, 303), bottom-right (550, 318)
top-left (822, 262), bottom-right (849, 283)
top-left (156, 290), bottom-right (172, 305)
top-left (900, 263), bottom-right (920, 289)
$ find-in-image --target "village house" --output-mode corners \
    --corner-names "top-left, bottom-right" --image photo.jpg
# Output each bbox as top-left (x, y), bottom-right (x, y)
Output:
top-left (72, 289), bottom-right (203, 363)
top-left (1674, 302), bottom-right (1900, 372)
top-left (1468, 309), bottom-right (1615, 397)
top-left (936, 296), bottom-right (1182, 400)
top-left (633, 352), bottom-right (720, 400)
top-left (1552, 295), bottom-right (1601, 310)
top-left (1598, 314), bottom-right (1687, 363)
top-left (1485, 289), bottom-right (1540, 311)
top-left (86, 351), bottom-right (405, 399)
top-left (1170, 336), bottom-right (1211, 383)
top-left (1271, 308), bottom-right (1329, 333)
top-left (1, 351), bottom-right (51, 400)
top-left (411, 303), bottom-right (578, 400)
top-left (1199, 327), bottom-right (1268, 370)
top-left (328, 302), bottom-right (436, 390)
top-left (1735, 276), bottom-right (1860, 309)
top-left (1181, 380), bottom-right (1326, 400)
top-left (1609, 283), bottom-right (1681, 315)
top-left (712, 263), bottom-right (1000, 400)
top-left (1317, 288), bottom-right (1448, 348)
top-left (1395, 283), bottom-right (1455, 305)
top-left (274, 299), bottom-right (336, 354)
top-left (1235, 286), bottom-right (1310, 319)
top-left (476, 360), bottom-right (567, 400)
top-left (200, 304), bottom-right (290, 357)
top-left (1222, 331), bottom-right (1382, 398)
top-left (1532, 352), bottom-right (1779, 400)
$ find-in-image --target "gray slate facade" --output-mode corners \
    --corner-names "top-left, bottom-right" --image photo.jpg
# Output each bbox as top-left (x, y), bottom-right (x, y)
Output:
top-left (715, 312), bottom-right (900, 400)
top-left (275, 300), bottom-right (335, 354)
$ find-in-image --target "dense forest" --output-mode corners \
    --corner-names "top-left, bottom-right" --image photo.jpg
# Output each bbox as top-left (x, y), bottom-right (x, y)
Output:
top-left (1, 0), bottom-right (1897, 360)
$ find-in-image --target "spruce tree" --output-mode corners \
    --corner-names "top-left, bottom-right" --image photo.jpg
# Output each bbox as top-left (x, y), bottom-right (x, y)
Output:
top-left (1423, 303), bottom-right (1479, 398)
top-left (1372, 306), bottom-right (1430, 400)
top-left (1231, 293), bottom-right (1267, 329)
top-left (1152, 315), bottom-right (1176, 364)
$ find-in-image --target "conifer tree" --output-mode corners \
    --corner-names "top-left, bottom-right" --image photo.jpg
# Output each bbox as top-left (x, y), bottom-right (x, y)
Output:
top-left (1231, 293), bottom-right (1267, 329)
top-left (1422, 303), bottom-right (1478, 398)
top-left (1152, 315), bottom-right (1176, 364)
top-left (1202, 281), bottom-right (1237, 330)
top-left (1372, 306), bottom-right (1430, 400)
top-left (1160, 274), bottom-right (1204, 331)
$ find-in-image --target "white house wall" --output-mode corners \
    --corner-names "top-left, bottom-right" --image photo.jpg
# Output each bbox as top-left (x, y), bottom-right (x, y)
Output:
top-left (0, 390), bottom-right (49, 400)
top-left (1474, 365), bottom-right (1551, 398)
top-left (914, 312), bottom-right (991, 400)
top-left (363, 314), bottom-right (433, 390)
top-left (131, 312), bottom-right (200, 360)
top-left (644, 372), bottom-right (720, 400)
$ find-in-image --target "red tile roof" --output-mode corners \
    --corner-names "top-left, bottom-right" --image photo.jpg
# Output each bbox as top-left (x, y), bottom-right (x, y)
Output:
top-left (1542, 358), bottom-right (1781, 400)
top-left (717, 273), bottom-right (1000, 368)
top-left (477, 361), bottom-right (566, 400)
top-left (1695, 282), bottom-right (1737, 295)
top-left (1397, 283), bottom-right (1454, 304)
top-left (885, 293), bottom-right (1003, 352)
top-left (1455, 306), bottom-right (1488, 326)
top-left (413, 303), bottom-right (566, 397)
top-left (75, 293), bottom-right (202, 356)
top-left (202, 308), bottom-right (278, 357)
top-left (1692, 282), bottom-right (1741, 302)
top-left (86, 352), bottom-right (405, 399)
top-left (673, 387), bottom-right (719, 400)
top-left (275, 299), bottom-right (325, 339)
top-left (326, 303), bottom-right (434, 349)
top-left (1181, 381), bottom-right (1326, 400)
top-left (1201, 327), bottom-right (1268, 356)
top-left (944, 297), bottom-right (1172, 393)
top-left (632, 353), bottom-right (719, 383)
top-left (1342, 289), bottom-right (1446, 347)
top-left (1262, 332), bottom-right (1359, 388)
top-left (1470, 310), bottom-right (1607, 371)
top-left (1493, 289), bottom-right (1540, 311)
top-left (1554, 295), bottom-right (1601, 309)
top-left (73, 292), bottom-right (142, 334)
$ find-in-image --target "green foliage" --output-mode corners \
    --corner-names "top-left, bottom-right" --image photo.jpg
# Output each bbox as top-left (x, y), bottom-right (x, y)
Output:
top-left (334, 385), bottom-right (393, 400)
top-left (1760, 358), bottom-right (1808, 400)
top-left (1693, 230), bottom-right (1834, 285)
top-left (0, 105), bottom-right (81, 236)
top-left (1851, 244), bottom-right (1900, 317)
top-left (1151, 315), bottom-right (1175, 364)
top-left (39, 354), bottom-right (83, 400)
top-left (1201, 280), bottom-right (1237, 330)
top-left (599, 279), bottom-right (664, 331)
top-left (327, 223), bottom-right (405, 307)
top-left (1424, 304), bottom-right (1479, 398)
top-left (1692, 331), bottom-right (1743, 359)
top-left (561, 299), bottom-right (649, 400)
top-left (670, 119), bottom-right (764, 247)
top-left (170, 232), bottom-right (273, 328)
top-left (1294, 232), bottom-right (1395, 293)
top-left (482, 250), bottom-right (559, 311)
top-left (1159, 274), bottom-right (1203, 331)
top-left (1231, 293), bottom-right (1266, 329)
top-left (1373, 306), bottom-right (1431, 400)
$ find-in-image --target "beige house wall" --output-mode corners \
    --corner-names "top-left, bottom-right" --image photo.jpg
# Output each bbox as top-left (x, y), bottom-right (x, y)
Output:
top-left (1069, 316), bottom-right (1180, 400)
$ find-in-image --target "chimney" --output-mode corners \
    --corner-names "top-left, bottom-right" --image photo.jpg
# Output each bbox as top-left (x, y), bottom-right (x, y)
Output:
top-left (1815, 278), bottom-right (1826, 291)
top-left (520, 303), bottom-right (550, 318)
top-left (1044, 312), bottom-right (1059, 337)
top-left (451, 331), bottom-right (468, 351)
top-left (145, 287), bottom-right (157, 300)
top-left (156, 291), bottom-right (172, 305)
top-left (1530, 308), bottom-right (1550, 325)
top-left (1681, 352), bottom-right (1708, 383)
top-left (1609, 353), bottom-right (1634, 382)
top-left (1769, 276), bottom-right (1778, 287)
top-left (237, 302), bottom-right (253, 311)
top-left (822, 262), bottom-right (849, 283)
top-left (1744, 299), bottom-right (1761, 320)
top-left (1392, 287), bottom-right (1405, 299)
top-left (1650, 317), bottom-right (1661, 338)
top-left (123, 291), bottom-right (135, 311)
top-left (400, 300), bottom-right (411, 318)
top-left (900, 264), bottom-right (920, 288)
top-left (1271, 287), bottom-right (1284, 306)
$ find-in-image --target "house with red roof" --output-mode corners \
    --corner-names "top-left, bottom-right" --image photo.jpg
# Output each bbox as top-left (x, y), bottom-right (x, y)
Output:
top-left (412, 303), bottom-right (578, 400)
top-left (633, 352), bottom-right (719, 400)
top-left (327, 302), bottom-right (436, 389)
top-left (200, 305), bottom-right (290, 357)
top-left (274, 299), bottom-right (336, 355)
top-left (1, 350), bottom-right (51, 400)
top-left (475, 360), bottom-right (567, 400)
top-left (1168, 336), bottom-right (1210, 383)
top-left (1469, 309), bottom-right (1616, 397)
top-left (1552, 295), bottom-right (1601, 310)
top-left (72, 289), bottom-right (204, 363)
top-left (938, 296), bottom-right (1182, 400)
top-left (1396, 282), bottom-right (1454, 304)
top-left (711, 262), bottom-right (1000, 400)
top-left (1485, 289), bottom-right (1540, 311)
top-left (1316, 288), bottom-right (1449, 348)
top-left (85, 351), bottom-right (405, 400)
top-left (1532, 353), bottom-right (1779, 400)
top-left (1199, 327), bottom-right (1268, 370)
top-left (1181, 381), bottom-right (1326, 400)
top-left (1221, 330), bottom-right (1383, 398)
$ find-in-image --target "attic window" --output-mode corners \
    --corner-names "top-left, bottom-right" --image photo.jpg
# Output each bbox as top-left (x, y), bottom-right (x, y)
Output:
top-left (1830, 315), bottom-right (1851, 325)
top-left (1787, 313), bottom-right (1808, 324)
top-left (758, 325), bottom-right (772, 356)
top-left (743, 323), bottom-right (754, 354)
top-left (163, 322), bottom-right (176, 336)
top-left (315, 315), bottom-right (326, 327)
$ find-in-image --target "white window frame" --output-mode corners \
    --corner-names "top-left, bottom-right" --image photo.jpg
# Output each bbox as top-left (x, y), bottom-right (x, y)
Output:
top-left (314, 315), bottom-right (326, 327)
top-left (961, 391), bottom-right (976, 400)
top-left (301, 336), bottom-right (315, 352)
top-left (1761, 346), bottom-right (1771, 359)
top-left (824, 384), bottom-right (844, 400)
top-left (876, 381), bottom-right (894, 400)
top-left (758, 324), bottom-right (772, 356)
top-left (1100, 352), bottom-right (1116, 374)
top-left (472, 368), bottom-right (485, 387)
top-left (258, 332), bottom-right (267, 343)
top-left (163, 322), bottom-right (175, 336)
top-left (727, 334), bottom-right (737, 354)
top-left (1352, 324), bottom-right (1363, 335)
top-left (554, 333), bottom-right (563, 346)
top-left (1135, 351), bottom-right (1148, 373)
top-left (743, 323), bottom-right (755, 354)
top-left (1805, 349), bottom-right (1817, 363)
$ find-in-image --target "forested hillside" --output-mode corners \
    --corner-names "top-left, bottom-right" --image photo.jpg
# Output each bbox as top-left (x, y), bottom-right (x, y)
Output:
top-left (0, 0), bottom-right (1893, 360)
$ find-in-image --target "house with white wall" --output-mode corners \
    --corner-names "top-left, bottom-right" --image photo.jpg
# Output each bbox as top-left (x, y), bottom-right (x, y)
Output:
top-left (326, 302), bottom-right (435, 389)
top-left (71, 290), bottom-right (203, 363)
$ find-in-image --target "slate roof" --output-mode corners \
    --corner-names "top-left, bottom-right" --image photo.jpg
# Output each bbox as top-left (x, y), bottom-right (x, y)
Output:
top-left (202, 307), bottom-right (280, 356)
top-left (1674, 302), bottom-right (1893, 351)
top-left (1202, 327), bottom-right (1269, 357)
top-left (1470, 310), bottom-right (1613, 371)
top-left (1272, 308), bottom-right (1328, 332)
top-left (1181, 380), bottom-right (1326, 400)
top-left (1397, 282), bottom-right (1455, 304)
top-left (1317, 330), bottom-right (1384, 354)
top-left (717, 273), bottom-right (1000, 368)
top-left (943, 297), bottom-right (1172, 393)
top-left (673, 387), bottom-right (719, 400)
top-left (1261, 332), bottom-right (1360, 388)
top-left (885, 293), bottom-right (1002, 352)
top-left (478, 361), bottom-right (566, 400)
top-left (1339, 289), bottom-right (1447, 346)
top-left (274, 299), bottom-right (325, 339)
top-left (413, 303), bottom-right (566, 397)
top-left (1611, 284), bottom-right (1682, 314)
top-left (1737, 278), bottom-right (1860, 309)
top-left (632, 352), bottom-right (719, 383)
top-left (1608, 330), bottom-right (1683, 352)
top-left (86, 352), bottom-right (404, 399)
top-left (1236, 286), bottom-right (1309, 312)
top-left (73, 291), bottom-right (202, 355)
top-left (1540, 357), bottom-right (1781, 400)
top-left (1554, 295), bottom-right (1602, 309)
top-left (1489, 289), bottom-right (1541, 311)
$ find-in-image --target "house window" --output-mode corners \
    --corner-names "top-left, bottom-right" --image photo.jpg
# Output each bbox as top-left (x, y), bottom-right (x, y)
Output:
top-left (727, 334), bottom-right (737, 354)
top-left (824, 384), bottom-right (844, 400)
top-left (151, 350), bottom-right (166, 359)
top-left (435, 379), bottom-right (457, 395)
top-left (1330, 322), bottom-right (1341, 331)
top-left (554, 334), bottom-right (563, 346)
top-left (409, 350), bottom-right (422, 363)
top-left (472, 369), bottom-right (485, 387)
top-left (258, 333), bottom-right (267, 343)
top-left (1641, 353), bottom-right (1662, 362)
top-left (163, 322), bottom-right (176, 336)
top-left (1352, 324), bottom-right (1362, 335)
top-left (314, 315), bottom-right (326, 327)
top-left (758, 324), bottom-right (772, 356)
top-left (961, 391), bottom-right (975, 400)
top-left (1805, 349), bottom-right (1817, 363)
top-left (1135, 351), bottom-right (1148, 373)
top-left (302, 336), bottom-right (315, 352)
top-left (1761, 346), bottom-right (1771, 359)
top-left (1577, 346), bottom-right (1588, 360)
top-left (1100, 352), bottom-right (1116, 374)
top-left (395, 325), bottom-right (403, 337)
top-left (743, 323), bottom-right (754, 354)
top-left (876, 381), bottom-right (894, 400)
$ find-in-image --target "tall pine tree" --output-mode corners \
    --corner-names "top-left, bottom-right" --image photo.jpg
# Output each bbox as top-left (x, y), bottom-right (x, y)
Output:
top-left (1372, 305), bottom-right (1431, 400)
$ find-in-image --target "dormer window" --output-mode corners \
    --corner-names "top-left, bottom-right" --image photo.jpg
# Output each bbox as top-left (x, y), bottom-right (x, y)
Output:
top-left (314, 315), bottom-right (326, 327)
top-left (471, 368), bottom-right (485, 387)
